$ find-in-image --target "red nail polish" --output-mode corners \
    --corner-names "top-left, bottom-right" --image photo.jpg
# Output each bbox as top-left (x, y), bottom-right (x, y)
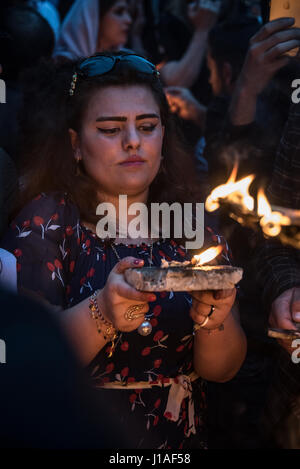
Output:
top-left (134, 260), bottom-right (141, 265)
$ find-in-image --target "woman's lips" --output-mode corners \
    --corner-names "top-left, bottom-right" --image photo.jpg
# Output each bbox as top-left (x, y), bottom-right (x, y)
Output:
top-left (119, 157), bottom-right (146, 167)
top-left (119, 161), bottom-right (145, 167)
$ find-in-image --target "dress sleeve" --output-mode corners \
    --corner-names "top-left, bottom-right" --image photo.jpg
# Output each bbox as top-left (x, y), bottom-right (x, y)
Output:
top-left (0, 193), bottom-right (78, 309)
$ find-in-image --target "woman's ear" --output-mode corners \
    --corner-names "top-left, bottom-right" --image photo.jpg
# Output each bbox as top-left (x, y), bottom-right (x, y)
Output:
top-left (68, 128), bottom-right (80, 155)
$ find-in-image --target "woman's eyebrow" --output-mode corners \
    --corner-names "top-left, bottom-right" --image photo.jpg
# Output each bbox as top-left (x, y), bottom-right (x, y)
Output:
top-left (96, 116), bottom-right (127, 122)
top-left (96, 114), bottom-right (159, 122)
top-left (136, 114), bottom-right (159, 120)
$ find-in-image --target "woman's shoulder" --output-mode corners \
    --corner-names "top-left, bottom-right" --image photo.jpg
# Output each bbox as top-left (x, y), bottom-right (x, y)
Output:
top-left (7, 191), bottom-right (80, 239)
top-left (14, 191), bottom-right (79, 221)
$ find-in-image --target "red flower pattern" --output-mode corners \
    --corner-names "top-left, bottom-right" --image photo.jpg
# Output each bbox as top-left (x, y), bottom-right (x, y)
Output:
top-left (105, 363), bottom-right (114, 374)
top-left (153, 330), bottom-right (164, 342)
top-left (164, 411), bottom-right (173, 420)
top-left (120, 367), bottom-right (129, 377)
top-left (14, 249), bottom-right (22, 258)
top-left (141, 347), bottom-right (151, 356)
top-left (54, 259), bottom-right (62, 270)
top-left (47, 262), bottom-right (55, 272)
top-left (69, 261), bottom-right (75, 273)
top-left (65, 226), bottom-right (73, 236)
top-left (4, 193), bottom-right (211, 448)
top-left (120, 342), bottom-right (129, 352)
top-left (33, 216), bottom-right (44, 226)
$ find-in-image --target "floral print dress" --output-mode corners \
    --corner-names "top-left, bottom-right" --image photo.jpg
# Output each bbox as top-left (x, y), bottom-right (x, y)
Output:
top-left (1, 192), bottom-right (230, 449)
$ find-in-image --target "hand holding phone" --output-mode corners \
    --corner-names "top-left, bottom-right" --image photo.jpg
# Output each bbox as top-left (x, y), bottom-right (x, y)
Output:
top-left (270, 0), bottom-right (300, 55)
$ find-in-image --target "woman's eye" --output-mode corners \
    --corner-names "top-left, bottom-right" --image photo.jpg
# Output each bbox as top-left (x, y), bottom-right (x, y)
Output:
top-left (140, 124), bottom-right (156, 132)
top-left (114, 7), bottom-right (126, 16)
top-left (97, 128), bottom-right (119, 135)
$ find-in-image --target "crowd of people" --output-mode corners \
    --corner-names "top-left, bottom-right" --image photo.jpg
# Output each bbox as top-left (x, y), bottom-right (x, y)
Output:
top-left (0, 0), bottom-right (299, 449)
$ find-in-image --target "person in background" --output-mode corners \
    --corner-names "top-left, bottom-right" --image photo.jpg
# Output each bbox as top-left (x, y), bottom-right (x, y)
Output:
top-left (164, 16), bottom-right (261, 192)
top-left (28, 0), bottom-right (61, 42)
top-left (0, 4), bottom-right (55, 161)
top-left (0, 288), bottom-right (127, 448)
top-left (157, 0), bottom-right (220, 91)
top-left (255, 92), bottom-right (300, 448)
top-left (54, 0), bottom-right (132, 61)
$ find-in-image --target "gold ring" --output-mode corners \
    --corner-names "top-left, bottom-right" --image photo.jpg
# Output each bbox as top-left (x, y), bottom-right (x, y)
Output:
top-left (193, 315), bottom-right (209, 332)
top-left (124, 304), bottom-right (146, 321)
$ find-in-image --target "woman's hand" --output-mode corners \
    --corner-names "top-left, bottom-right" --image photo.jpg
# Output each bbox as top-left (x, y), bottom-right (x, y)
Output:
top-left (269, 287), bottom-right (300, 354)
top-left (164, 86), bottom-right (206, 127)
top-left (97, 257), bottom-right (156, 333)
top-left (188, 0), bottom-right (220, 32)
top-left (190, 288), bottom-right (236, 330)
top-left (238, 18), bottom-right (300, 98)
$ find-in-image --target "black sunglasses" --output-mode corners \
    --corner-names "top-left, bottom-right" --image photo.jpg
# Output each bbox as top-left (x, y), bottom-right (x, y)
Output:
top-left (69, 54), bottom-right (160, 96)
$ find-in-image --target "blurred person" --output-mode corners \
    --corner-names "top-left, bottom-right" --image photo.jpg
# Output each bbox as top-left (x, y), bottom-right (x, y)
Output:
top-left (28, 0), bottom-right (61, 42)
top-left (158, 0), bottom-right (220, 95)
top-left (54, 0), bottom-right (132, 61)
top-left (202, 18), bottom-right (300, 448)
top-left (1, 51), bottom-right (246, 449)
top-left (0, 4), bottom-right (55, 161)
top-left (205, 18), bottom-right (299, 186)
top-left (164, 17), bottom-right (261, 189)
top-left (255, 96), bottom-right (300, 448)
top-left (0, 288), bottom-right (127, 448)
top-left (0, 148), bottom-right (18, 238)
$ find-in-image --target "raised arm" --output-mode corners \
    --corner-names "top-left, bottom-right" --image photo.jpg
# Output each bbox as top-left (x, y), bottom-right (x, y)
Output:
top-left (230, 18), bottom-right (300, 126)
top-left (160, 3), bottom-right (218, 88)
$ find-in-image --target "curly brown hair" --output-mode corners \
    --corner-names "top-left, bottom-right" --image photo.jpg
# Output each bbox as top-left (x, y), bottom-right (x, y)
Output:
top-left (18, 53), bottom-right (205, 237)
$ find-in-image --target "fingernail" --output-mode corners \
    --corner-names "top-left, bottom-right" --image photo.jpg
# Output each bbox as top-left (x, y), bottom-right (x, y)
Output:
top-left (294, 312), bottom-right (300, 321)
top-left (134, 259), bottom-right (143, 265)
top-left (148, 295), bottom-right (156, 302)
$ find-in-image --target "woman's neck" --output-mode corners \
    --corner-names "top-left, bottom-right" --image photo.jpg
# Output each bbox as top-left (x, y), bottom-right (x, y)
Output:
top-left (84, 189), bottom-right (156, 244)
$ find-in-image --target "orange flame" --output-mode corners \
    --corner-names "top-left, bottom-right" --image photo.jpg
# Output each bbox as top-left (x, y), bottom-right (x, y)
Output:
top-left (257, 189), bottom-right (291, 237)
top-left (205, 164), bottom-right (255, 213)
top-left (193, 245), bottom-right (223, 266)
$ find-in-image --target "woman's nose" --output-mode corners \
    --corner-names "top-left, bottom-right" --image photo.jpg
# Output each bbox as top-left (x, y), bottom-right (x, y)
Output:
top-left (123, 126), bottom-right (141, 150)
top-left (124, 11), bottom-right (132, 25)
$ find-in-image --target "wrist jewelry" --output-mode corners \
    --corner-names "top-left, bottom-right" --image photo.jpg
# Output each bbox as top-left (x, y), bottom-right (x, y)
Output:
top-left (89, 290), bottom-right (118, 357)
top-left (193, 322), bottom-right (224, 335)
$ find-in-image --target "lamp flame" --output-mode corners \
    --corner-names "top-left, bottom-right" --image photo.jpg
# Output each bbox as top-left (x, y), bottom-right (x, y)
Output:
top-left (205, 164), bottom-right (255, 213)
top-left (193, 245), bottom-right (223, 266)
top-left (257, 189), bottom-right (291, 237)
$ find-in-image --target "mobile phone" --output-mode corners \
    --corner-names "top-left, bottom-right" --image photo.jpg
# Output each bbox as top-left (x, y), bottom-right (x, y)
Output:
top-left (269, 0), bottom-right (300, 55)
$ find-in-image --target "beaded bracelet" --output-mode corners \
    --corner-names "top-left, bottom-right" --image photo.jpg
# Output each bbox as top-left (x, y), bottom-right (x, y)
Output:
top-left (88, 290), bottom-right (118, 357)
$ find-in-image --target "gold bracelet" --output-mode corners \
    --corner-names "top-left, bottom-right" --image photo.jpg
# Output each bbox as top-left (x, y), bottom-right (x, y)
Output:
top-left (193, 322), bottom-right (224, 335)
top-left (88, 290), bottom-right (118, 357)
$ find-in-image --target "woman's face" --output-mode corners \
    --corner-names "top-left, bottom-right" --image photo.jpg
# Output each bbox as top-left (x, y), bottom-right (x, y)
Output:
top-left (99, 1), bottom-right (132, 50)
top-left (70, 85), bottom-right (165, 200)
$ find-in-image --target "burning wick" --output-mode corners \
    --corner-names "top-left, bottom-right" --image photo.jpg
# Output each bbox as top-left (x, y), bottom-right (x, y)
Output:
top-left (205, 163), bottom-right (255, 214)
top-left (205, 164), bottom-right (298, 247)
top-left (257, 189), bottom-right (291, 237)
top-left (192, 245), bottom-right (223, 266)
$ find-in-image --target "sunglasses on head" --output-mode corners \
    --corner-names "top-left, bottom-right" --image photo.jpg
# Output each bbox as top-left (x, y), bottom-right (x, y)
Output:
top-left (69, 53), bottom-right (160, 96)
